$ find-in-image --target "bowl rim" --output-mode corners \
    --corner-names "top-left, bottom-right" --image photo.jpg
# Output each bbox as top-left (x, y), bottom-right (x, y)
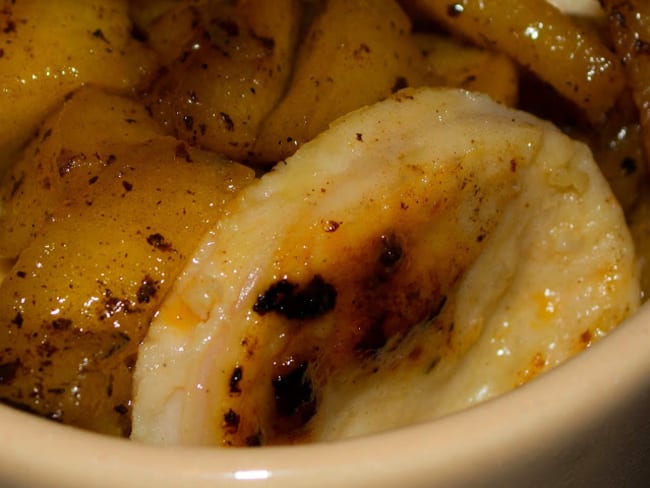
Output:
top-left (2, 301), bottom-right (650, 487)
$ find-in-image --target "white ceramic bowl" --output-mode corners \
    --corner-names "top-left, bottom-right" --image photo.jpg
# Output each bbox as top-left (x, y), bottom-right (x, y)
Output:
top-left (1, 301), bottom-right (650, 487)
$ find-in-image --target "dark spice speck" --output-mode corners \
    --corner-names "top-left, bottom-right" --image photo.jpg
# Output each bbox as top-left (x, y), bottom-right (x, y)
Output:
top-left (220, 112), bottom-right (234, 131)
top-left (136, 275), bottom-right (158, 303)
top-left (229, 365), bottom-right (243, 394)
top-left (146, 233), bottom-right (173, 251)
top-left (91, 28), bottom-right (109, 43)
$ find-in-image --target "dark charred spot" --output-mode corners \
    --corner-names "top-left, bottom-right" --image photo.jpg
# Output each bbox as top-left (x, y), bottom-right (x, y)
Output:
top-left (218, 20), bottom-right (239, 37)
top-left (408, 346), bottom-right (423, 362)
top-left (611, 8), bottom-right (626, 28)
top-left (57, 149), bottom-right (87, 177)
top-left (114, 404), bottom-right (128, 415)
top-left (146, 233), bottom-right (173, 251)
top-left (40, 359), bottom-right (53, 369)
top-left (354, 319), bottom-right (387, 353)
top-left (426, 356), bottom-right (441, 373)
top-left (175, 142), bottom-right (193, 162)
top-left (378, 233), bottom-right (403, 270)
top-left (0, 359), bottom-right (20, 385)
top-left (124, 353), bottom-right (137, 372)
top-left (272, 360), bottom-right (316, 427)
top-left (322, 220), bottom-right (340, 232)
top-left (183, 114), bottom-right (194, 131)
top-left (356, 132), bottom-right (363, 142)
top-left (9, 171), bottom-right (25, 197)
top-left (220, 112), bottom-right (234, 131)
top-left (252, 31), bottom-right (275, 50)
top-left (223, 408), bottom-right (240, 433)
top-left (621, 156), bottom-right (637, 175)
top-left (122, 180), bottom-right (133, 192)
top-left (136, 275), bottom-right (158, 304)
top-left (229, 365), bottom-right (243, 394)
top-left (130, 23), bottom-right (149, 42)
top-left (391, 76), bottom-right (409, 93)
top-left (428, 295), bottom-right (447, 321)
top-left (353, 43), bottom-right (371, 59)
top-left (88, 175), bottom-right (99, 185)
top-left (101, 290), bottom-right (133, 318)
top-left (634, 38), bottom-right (650, 55)
top-left (15, 270), bottom-right (26, 278)
top-left (41, 128), bottom-right (52, 141)
top-left (11, 312), bottom-right (23, 328)
top-left (3, 20), bottom-right (16, 34)
top-left (179, 51), bottom-right (194, 69)
top-left (0, 48), bottom-right (4, 58)
top-left (253, 275), bottom-right (337, 320)
top-left (245, 431), bottom-right (262, 447)
top-left (37, 341), bottom-right (58, 359)
top-left (50, 318), bottom-right (72, 331)
top-left (91, 28), bottom-right (109, 43)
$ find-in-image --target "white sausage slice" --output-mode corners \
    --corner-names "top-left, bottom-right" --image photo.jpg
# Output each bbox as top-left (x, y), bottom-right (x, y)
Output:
top-left (131, 88), bottom-right (640, 446)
